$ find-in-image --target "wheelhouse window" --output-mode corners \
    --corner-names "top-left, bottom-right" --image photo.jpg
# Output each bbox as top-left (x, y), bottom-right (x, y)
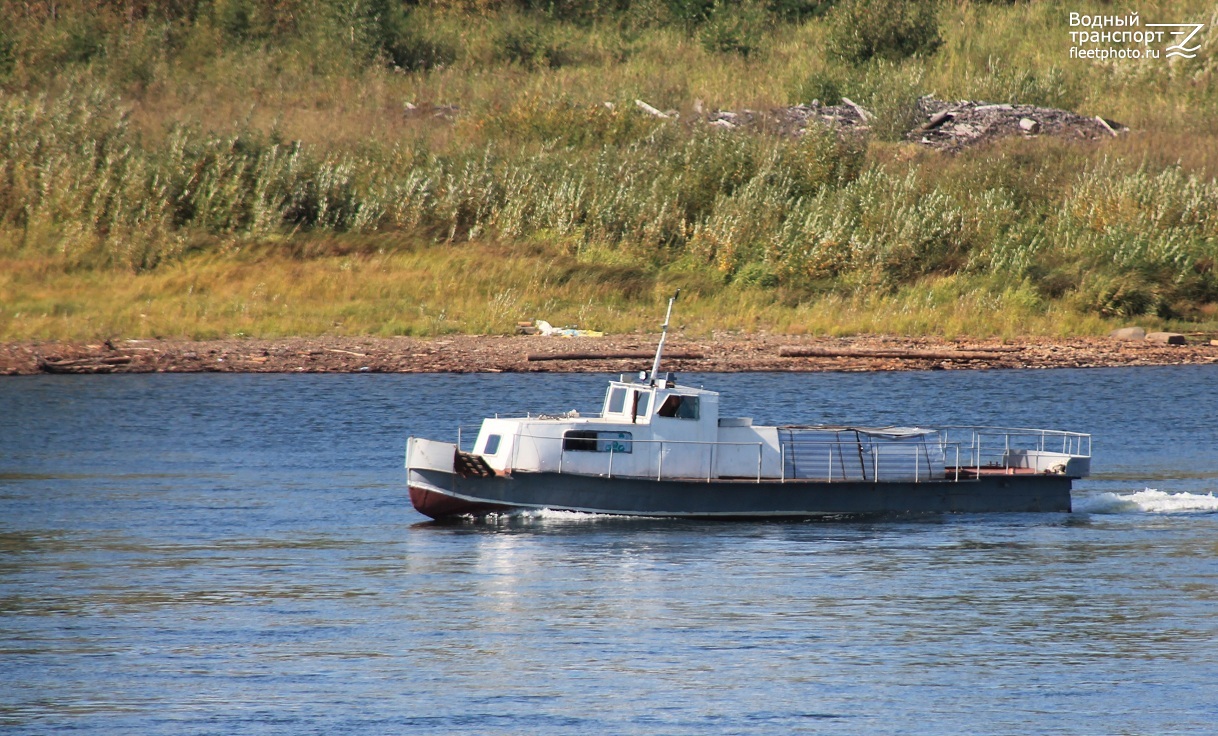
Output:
top-left (657, 394), bottom-right (699, 419)
top-left (632, 390), bottom-right (651, 421)
top-left (482, 434), bottom-right (501, 455)
top-left (606, 387), bottom-right (628, 414)
top-left (563, 430), bottom-right (633, 454)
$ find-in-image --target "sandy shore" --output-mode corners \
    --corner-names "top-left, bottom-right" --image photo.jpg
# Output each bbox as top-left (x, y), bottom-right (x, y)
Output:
top-left (4, 333), bottom-right (1217, 375)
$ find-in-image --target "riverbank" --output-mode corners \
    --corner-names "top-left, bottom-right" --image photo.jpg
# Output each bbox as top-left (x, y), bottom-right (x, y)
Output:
top-left (5, 333), bottom-right (1217, 376)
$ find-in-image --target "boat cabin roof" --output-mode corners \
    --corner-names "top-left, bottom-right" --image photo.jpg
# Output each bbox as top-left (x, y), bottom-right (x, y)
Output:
top-left (608, 372), bottom-right (718, 396)
top-left (594, 373), bottom-right (719, 425)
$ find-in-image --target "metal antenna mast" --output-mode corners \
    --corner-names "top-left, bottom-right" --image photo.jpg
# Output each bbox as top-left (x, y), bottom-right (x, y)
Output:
top-left (649, 289), bottom-right (680, 386)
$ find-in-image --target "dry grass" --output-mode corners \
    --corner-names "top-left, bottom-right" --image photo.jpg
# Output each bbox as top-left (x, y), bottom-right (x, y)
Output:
top-left (5, 242), bottom-right (1208, 341)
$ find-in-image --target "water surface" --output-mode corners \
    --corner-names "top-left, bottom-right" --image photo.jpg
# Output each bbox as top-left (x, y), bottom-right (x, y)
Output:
top-left (2, 367), bottom-right (1216, 734)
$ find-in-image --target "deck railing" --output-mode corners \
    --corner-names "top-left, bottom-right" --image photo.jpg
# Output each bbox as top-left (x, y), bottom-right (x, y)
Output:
top-left (487, 426), bottom-right (1088, 483)
top-left (937, 426), bottom-right (1091, 470)
top-left (452, 424), bottom-right (1092, 484)
top-left (540, 436), bottom-right (770, 482)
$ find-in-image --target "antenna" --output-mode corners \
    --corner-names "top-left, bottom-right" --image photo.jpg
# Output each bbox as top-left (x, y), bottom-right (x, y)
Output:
top-left (649, 289), bottom-right (680, 386)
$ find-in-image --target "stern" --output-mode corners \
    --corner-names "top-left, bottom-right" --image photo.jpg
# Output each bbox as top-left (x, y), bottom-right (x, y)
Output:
top-left (406, 437), bottom-right (508, 519)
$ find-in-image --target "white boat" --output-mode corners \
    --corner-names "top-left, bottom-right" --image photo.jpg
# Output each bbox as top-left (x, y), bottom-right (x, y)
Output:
top-left (406, 294), bottom-right (1091, 520)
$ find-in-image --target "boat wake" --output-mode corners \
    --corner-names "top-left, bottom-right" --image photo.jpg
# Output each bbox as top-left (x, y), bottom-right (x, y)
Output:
top-left (478, 508), bottom-right (647, 523)
top-left (1074, 489), bottom-right (1218, 514)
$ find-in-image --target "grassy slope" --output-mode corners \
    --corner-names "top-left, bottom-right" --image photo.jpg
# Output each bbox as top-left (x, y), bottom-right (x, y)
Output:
top-left (1, 0), bottom-right (1216, 340)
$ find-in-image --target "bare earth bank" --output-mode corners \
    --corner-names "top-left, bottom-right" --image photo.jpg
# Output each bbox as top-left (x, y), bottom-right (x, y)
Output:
top-left (4, 334), bottom-right (1217, 376)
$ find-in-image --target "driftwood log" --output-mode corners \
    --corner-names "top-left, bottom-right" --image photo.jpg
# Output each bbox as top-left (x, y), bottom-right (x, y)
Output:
top-left (36, 355), bottom-right (135, 373)
top-left (634, 99), bottom-right (671, 119)
top-left (840, 96), bottom-right (873, 122)
top-left (778, 347), bottom-right (1011, 361)
top-left (527, 351), bottom-right (704, 362)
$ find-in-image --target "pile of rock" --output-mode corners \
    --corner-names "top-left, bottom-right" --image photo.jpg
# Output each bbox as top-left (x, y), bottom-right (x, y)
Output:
top-left (907, 97), bottom-right (1125, 152)
top-left (699, 96), bottom-right (1126, 152)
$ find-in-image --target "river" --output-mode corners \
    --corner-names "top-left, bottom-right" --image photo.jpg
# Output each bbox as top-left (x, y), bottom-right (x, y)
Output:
top-left (2, 367), bottom-right (1216, 734)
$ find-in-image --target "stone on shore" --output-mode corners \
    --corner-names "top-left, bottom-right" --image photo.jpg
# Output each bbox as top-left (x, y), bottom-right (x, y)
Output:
top-left (1145, 332), bottom-right (1186, 345)
top-left (1109, 327), bottom-right (1146, 341)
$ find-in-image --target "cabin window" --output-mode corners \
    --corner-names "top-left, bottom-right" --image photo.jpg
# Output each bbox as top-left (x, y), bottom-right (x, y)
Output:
top-left (632, 390), bottom-right (651, 420)
top-left (607, 387), bottom-right (627, 414)
top-left (563, 430), bottom-right (633, 454)
top-left (657, 394), bottom-right (699, 420)
top-left (482, 434), bottom-right (501, 455)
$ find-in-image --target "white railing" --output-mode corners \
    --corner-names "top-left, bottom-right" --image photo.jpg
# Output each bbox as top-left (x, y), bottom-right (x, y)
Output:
top-left (473, 425), bottom-right (1089, 484)
top-left (547, 437), bottom-right (768, 482)
top-left (778, 438), bottom-right (958, 483)
top-left (936, 426), bottom-right (1091, 470)
top-left (499, 433), bottom-right (986, 484)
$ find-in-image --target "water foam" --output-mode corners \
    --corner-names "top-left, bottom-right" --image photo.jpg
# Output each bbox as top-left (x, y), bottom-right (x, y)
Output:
top-left (521, 508), bottom-right (609, 521)
top-left (1074, 489), bottom-right (1218, 514)
top-left (480, 508), bottom-right (631, 523)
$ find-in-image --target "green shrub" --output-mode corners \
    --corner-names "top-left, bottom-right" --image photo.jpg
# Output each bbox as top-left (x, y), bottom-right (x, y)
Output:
top-left (105, 20), bottom-right (170, 89)
top-left (495, 16), bottom-right (566, 68)
top-left (827, 0), bottom-right (940, 64)
top-left (783, 123), bottom-right (865, 196)
top-left (0, 28), bottom-right (15, 81)
top-left (523, 0), bottom-right (634, 23)
top-left (384, 22), bottom-right (457, 71)
top-left (699, 1), bottom-right (767, 57)
top-left (1078, 274), bottom-right (1157, 318)
top-left (215, 0), bottom-right (257, 41)
top-left (792, 69), bottom-right (845, 105)
top-left (851, 61), bottom-right (925, 142)
top-left (734, 261), bottom-right (780, 287)
top-left (663, 0), bottom-right (718, 27)
top-left (767, 0), bottom-right (837, 21)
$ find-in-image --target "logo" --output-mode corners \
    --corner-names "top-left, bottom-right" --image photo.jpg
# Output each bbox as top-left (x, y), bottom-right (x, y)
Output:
top-left (1145, 23), bottom-right (1205, 58)
top-left (1069, 12), bottom-right (1206, 61)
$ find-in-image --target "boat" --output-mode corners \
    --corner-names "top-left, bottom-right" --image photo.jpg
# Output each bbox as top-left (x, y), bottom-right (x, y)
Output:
top-left (406, 293), bottom-right (1091, 520)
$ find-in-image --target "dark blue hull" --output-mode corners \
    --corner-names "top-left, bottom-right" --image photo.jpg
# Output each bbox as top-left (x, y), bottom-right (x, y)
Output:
top-left (408, 468), bottom-right (1074, 519)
